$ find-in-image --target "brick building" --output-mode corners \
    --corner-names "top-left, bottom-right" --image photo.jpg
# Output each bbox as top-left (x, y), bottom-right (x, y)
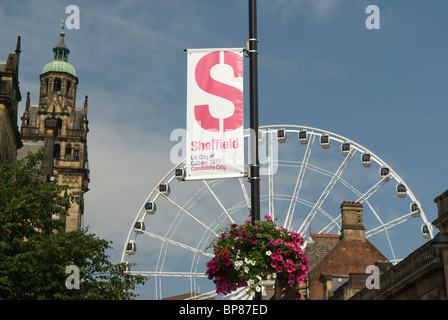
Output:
top-left (306, 201), bottom-right (388, 300)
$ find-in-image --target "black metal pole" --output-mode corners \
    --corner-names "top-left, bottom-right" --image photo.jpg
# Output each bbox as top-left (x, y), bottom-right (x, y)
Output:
top-left (248, 0), bottom-right (260, 224)
top-left (248, 0), bottom-right (262, 301)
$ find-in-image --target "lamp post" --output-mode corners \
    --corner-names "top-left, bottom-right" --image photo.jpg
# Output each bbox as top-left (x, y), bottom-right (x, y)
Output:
top-left (248, 0), bottom-right (260, 223)
top-left (248, 0), bottom-right (261, 300)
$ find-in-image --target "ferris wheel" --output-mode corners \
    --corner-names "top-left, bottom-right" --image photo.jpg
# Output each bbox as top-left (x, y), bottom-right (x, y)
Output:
top-left (121, 124), bottom-right (433, 300)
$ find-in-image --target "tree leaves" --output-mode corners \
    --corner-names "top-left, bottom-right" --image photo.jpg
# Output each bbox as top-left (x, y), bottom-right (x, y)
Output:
top-left (0, 150), bottom-right (146, 299)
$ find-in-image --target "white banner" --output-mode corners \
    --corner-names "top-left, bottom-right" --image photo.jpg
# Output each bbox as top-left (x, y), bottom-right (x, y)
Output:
top-left (185, 48), bottom-right (245, 180)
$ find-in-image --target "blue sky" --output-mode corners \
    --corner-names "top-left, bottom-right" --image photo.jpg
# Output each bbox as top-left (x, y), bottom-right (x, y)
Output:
top-left (1, 1), bottom-right (447, 299)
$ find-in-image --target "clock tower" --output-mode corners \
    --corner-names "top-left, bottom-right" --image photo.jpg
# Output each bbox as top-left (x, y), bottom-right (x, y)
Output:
top-left (20, 23), bottom-right (89, 232)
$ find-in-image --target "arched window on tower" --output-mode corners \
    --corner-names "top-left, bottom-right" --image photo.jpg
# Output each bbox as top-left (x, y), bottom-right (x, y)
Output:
top-left (56, 119), bottom-right (62, 136)
top-left (65, 144), bottom-right (72, 160)
top-left (54, 144), bottom-right (61, 159)
top-left (73, 145), bottom-right (80, 161)
top-left (54, 78), bottom-right (61, 94)
top-left (45, 78), bottom-right (49, 96)
top-left (66, 81), bottom-right (71, 97)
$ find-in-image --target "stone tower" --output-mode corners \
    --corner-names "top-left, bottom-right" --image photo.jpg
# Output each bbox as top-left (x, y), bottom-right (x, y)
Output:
top-left (20, 25), bottom-right (89, 232)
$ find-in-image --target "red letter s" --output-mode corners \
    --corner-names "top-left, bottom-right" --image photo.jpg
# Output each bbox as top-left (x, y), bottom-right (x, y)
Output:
top-left (194, 51), bottom-right (243, 132)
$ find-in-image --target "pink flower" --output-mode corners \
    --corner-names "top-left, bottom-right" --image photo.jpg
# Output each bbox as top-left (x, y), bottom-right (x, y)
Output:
top-left (276, 266), bottom-right (283, 273)
top-left (271, 253), bottom-right (277, 260)
top-left (251, 237), bottom-right (256, 244)
top-left (276, 254), bottom-right (283, 261)
top-left (276, 239), bottom-right (283, 245)
top-left (271, 260), bottom-right (278, 268)
top-left (268, 240), bottom-right (275, 247)
top-left (264, 215), bottom-right (272, 220)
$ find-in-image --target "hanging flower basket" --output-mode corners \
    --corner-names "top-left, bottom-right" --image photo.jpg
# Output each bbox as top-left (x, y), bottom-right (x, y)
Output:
top-left (206, 215), bottom-right (309, 299)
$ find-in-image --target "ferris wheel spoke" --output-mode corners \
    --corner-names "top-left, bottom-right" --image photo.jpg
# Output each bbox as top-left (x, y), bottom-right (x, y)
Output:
top-left (298, 149), bottom-right (355, 235)
top-left (319, 177), bottom-right (386, 233)
top-left (127, 271), bottom-right (209, 278)
top-left (285, 134), bottom-right (315, 230)
top-left (239, 178), bottom-right (251, 213)
top-left (356, 177), bottom-right (389, 203)
top-left (366, 212), bottom-right (414, 238)
top-left (161, 195), bottom-right (219, 237)
top-left (203, 180), bottom-right (235, 224)
top-left (268, 132), bottom-right (275, 219)
top-left (140, 229), bottom-right (214, 258)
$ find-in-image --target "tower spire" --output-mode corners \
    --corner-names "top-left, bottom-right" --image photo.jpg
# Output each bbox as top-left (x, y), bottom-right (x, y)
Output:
top-left (15, 36), bottom-right (21, 55)
top-left (53, 19), bottom-right (70, 62)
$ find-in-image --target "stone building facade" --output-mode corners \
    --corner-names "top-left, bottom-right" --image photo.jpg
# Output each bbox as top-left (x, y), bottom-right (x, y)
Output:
top-left (0, 37), bottom-right (23, 161)
top-left (349, 189), bottom-right (448, 300)
top-left (18, 27), bottom-right (89, 232)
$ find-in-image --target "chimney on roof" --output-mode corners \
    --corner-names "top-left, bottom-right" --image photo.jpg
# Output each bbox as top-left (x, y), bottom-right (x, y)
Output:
top-left (340, 201), bottom-right (365, 241)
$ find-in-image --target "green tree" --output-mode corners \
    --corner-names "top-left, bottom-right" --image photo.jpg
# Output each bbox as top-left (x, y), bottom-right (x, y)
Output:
top-left (0, 151), bottom-right (146, 299)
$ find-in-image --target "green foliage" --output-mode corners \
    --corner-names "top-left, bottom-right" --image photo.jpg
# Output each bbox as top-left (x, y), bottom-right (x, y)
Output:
top-left (0, 151), bottom-right (146, 299)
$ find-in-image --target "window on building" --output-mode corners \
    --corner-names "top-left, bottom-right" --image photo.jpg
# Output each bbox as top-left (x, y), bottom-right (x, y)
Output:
top-left (65, 144), bottom-right (72, 160)
top-left (73, 146), bottom-right (80, 161)
top-left (56, 119), bottom-right (62, 136)
top-left (54, 144), bottom-right (61, 159)
top-left (66, 81), bottom-right (71, 97)
top-left (54, 78), bottom-right (61, 94)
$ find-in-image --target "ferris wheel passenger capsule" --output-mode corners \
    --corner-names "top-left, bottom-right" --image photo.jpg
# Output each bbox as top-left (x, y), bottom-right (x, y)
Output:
top-left (175, 167), bottom-right (185, 181)
top-left (341, 142), bottom-right (351, 156)
top-left (145, 201), bottom-right (156, 214)
top-left (126, 240), bottom-right (137, 255)
top-left (134, 220), bottom-right (146, 233)
top-left (421, 223), bottom-right (432, 239)
top-left (361, 153), bottom-right (372, 167)
top-left (410, 202), bottom-right (421, 217)
top-left (277, 128), bottom-right (286, 143)
top-left (258, 130), bottom-right (265, 145)
top-left (320, 134), bottom-right (330, 149)
top-left (298, 130), bottom-right (308, 144)
top-left (379, 166), bottom-right (390, 181)
top-left (159, 183), bottom-right (170, 196)
top-left (396, 183), bottom-right (407, 198)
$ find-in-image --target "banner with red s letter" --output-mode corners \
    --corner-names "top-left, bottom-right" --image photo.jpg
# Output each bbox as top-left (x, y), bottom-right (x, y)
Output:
top-left (185, 48), bottom-right (245, 180)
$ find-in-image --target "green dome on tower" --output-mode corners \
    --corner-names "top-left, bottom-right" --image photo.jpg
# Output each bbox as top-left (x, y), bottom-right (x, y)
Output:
top-left (41, 23), bottom-right (76, 76)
